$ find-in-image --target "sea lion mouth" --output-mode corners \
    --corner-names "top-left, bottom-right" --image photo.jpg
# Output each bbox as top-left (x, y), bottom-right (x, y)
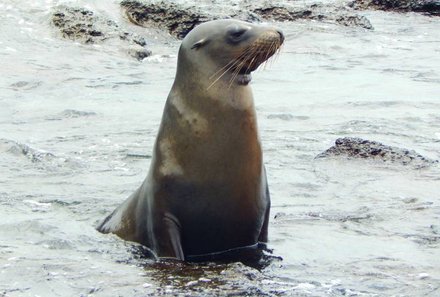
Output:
top-left (237, 73), bottom-right (252, 85)
top-left (236, 68), bottom-right (252, 85)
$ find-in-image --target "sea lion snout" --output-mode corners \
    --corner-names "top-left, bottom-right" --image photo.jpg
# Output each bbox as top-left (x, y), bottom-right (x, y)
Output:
top-left (276, 29), bottom-right (285, 43)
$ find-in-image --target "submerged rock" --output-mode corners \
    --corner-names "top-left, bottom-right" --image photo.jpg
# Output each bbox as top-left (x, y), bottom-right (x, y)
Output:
top-left (348, 0), bottom-right (440, 16)
top-left (51, 6), bottom-right (152, 60)
top-left (316, 137), bottom-right (438, 168)
top-left (2, 139), bottom-right (55, 163)
top-left (252, 4), bottom-right (374, 30)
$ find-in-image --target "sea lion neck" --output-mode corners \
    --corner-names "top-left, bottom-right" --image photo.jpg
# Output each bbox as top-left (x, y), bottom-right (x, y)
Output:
top-left (173, 57), bottom-right (255, 111)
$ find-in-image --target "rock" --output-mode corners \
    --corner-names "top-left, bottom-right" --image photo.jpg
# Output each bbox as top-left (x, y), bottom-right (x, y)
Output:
top-left (252, 6), bottom-right (319, 21)
top-left (127, 46), bottom-right (152, 60)
top-left (252, 3), bottom-right (374, 30)
top-left (51, 6), bottom-right (152, 60)
top-left (121, 0), bottom-right (211, 39)
top-left (3, 140), bottom-right (55, 163)
top-left (335, 14), bottom-right (374, 29)
top-left (120, 1), bottom-right (373, 38)
top-left (52, 7), bottom-right (108, 44)
top-left (315, 137), bottom-right (438, 168)
top-left (348, 0), bottom-right (440, 16)
top-left (120, 0), bottom-right (260, 39)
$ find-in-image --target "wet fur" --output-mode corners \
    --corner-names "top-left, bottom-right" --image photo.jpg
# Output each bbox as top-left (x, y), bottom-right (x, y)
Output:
top-left (97, 19), bottom-right (283, 260)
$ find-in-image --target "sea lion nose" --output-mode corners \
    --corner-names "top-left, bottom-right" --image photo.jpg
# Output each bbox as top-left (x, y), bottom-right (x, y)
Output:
top-left (276, 29), bottom-right (285, 43)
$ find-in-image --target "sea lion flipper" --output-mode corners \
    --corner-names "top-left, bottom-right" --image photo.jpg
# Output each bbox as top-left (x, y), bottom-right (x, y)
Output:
top-left (258, 202), bottom-right (270, 243)
top-left (258, 168), bottom-right (271, 243)
top-left (157, 212), bottom-right (184, 260)
top-left (96, 189), bottom-right (140, 240)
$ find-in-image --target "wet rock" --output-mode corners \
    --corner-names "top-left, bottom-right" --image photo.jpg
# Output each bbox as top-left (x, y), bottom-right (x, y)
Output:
top-left (1, 139), bottom-right (56, 163)
top-left (120, 1), bottom-right (373, 38)
top-left (335, 14), bottom-right (375, 29)
top-left (348, 0), bottom-right (440, 16)
top-left (120, 0), bottom-right (260, 39)
top-left (252, 4), bottom-right (374, 30)
top-left (144, 261), bottom-right (280, 296)
top-left (51, 6), bottom-right (152, 60)
top-left (0, 139), bottom-right (87, 171)
top-left (315, 137), bottom-right (438, 168)
top-left (121, 0), bottom-right (211, 39)
top-left (52, 6), bottom-right (115, 44)
top-left (127, 45), bottom-right (153, 60)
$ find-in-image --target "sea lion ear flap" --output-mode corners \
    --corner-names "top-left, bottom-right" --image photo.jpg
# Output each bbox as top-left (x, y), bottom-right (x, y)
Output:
top-left (191, 38), bottom-right (209, 50)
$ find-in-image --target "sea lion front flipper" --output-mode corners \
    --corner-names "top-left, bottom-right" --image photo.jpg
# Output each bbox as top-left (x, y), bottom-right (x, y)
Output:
top-left (258, 200), bottom-right (270, 243)
top-left (258, 169), bottom-right (271, 243)
top-left (157, 212), bottom-right (184, 260)
top-left (96, 189), bottom-right (140, 241)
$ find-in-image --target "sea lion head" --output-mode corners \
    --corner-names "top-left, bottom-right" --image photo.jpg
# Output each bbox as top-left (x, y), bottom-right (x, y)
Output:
top-left (177, 19), bottom-right (284, 89)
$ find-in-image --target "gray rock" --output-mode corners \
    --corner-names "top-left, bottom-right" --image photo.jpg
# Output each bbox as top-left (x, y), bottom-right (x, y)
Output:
top-left (252, 3), bottom-right (374, 30)
top-left (348, 0), bottom-right (440, 16)
top-left (120, 0), bottom-right (260, 39)
top-left (121, 0), bottom-right (211, 39)
top-left (316, 137), bottom-right (438, 168)
top-left (52, 7), bottom-right (107, 44)
top-left (51, 6), bottom-right (152, 60)
top-left (335, 14), bottom-right (375, 29)
top-left (120, 1), bottom-right (373, 39)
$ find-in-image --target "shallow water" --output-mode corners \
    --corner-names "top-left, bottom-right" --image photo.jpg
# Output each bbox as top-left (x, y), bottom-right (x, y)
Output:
top-left (1, 0), bottom-right (440, 296)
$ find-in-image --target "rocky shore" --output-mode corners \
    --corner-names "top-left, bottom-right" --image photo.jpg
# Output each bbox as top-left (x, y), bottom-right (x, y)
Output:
top-left (49, 0), bottom-right (440, 169)
top-left (51, 6), bottom-right (152, 60)
top-left (51, 0), bottom-right (439, 59)
top-left (252, 4), bottom-right (374, 30)
top-left (349, 0), bottom-right (440, 16)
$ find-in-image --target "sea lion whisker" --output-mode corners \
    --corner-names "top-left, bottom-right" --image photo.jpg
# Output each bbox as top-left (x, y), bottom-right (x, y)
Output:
top-left (228, 57), bottom-right (248, 87)
top-left (208, 47), bottom-right (256, 89)
top-left (207, 55), bottom-right (249, 90)
top-left (230, 59), bottom-right (243, 81)
top-left (209, 56), bottom-right (243, 80)
top-left (247, 43), bottom-right (265, 72)
top-left (270, 42), bottom-right (282, 66)
top-left (261, 48), bottom-right (271, 70)
top-left (237, 46), bottom-right (259, 74)
top-left (262, 41), bottom-right (282, 70)
top-left (209, 46), bottom-right (254, 80)
top-left (262, 42), bottom-right (274, 69)
top-left (262, 42), bottom-right (277, 70)
top-left (228, 49), bottom-right (255, 88)
top-left (266, 41), bottom-right (276, 60)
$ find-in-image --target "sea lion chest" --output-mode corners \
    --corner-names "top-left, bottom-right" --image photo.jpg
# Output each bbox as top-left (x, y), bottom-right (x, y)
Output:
top-left (151, 94), bottom-right (266, 255)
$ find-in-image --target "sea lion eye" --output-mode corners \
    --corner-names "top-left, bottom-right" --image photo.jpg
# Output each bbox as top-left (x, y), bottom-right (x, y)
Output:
top-left (227, 27), bottom-right (248, 44)
top-left (231, 29), bottom-right (246, 38)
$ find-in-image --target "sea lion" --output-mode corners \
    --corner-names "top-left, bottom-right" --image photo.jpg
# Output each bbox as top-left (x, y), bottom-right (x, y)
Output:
top-left (97, 19), bottom-right (284, 260)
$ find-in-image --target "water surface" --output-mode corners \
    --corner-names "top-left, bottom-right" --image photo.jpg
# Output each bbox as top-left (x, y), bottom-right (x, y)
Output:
top-left (1, 1), bottom-right (440, 296)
